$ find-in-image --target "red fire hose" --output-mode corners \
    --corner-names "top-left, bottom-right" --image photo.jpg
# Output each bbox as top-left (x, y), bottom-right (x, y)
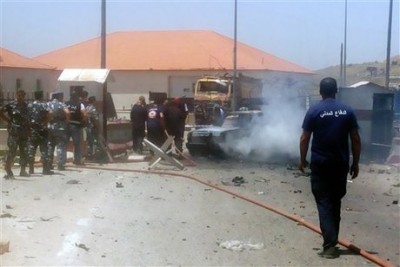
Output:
top-left (78, 164), bottom-right (395, 267)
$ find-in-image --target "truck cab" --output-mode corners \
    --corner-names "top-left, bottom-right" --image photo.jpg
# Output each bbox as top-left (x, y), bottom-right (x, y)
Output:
top-left (193, 74), bottom-right (263, 126)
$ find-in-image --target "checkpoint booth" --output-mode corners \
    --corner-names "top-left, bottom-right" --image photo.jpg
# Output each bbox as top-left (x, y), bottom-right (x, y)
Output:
top-left (57, 68), bottom-right (115, 129)
top-left (57, 69), bottom-right (126, 161)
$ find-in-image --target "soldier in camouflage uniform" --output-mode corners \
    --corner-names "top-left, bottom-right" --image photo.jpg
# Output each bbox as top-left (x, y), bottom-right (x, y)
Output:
top-left (85, 96), bottom-right (100, 160)
top-left (28, 91), bottom-right (53, 175)
top-left (0, 90), bottom-right (31, 179)
top-left (48, 92), bottom-right (70, 170)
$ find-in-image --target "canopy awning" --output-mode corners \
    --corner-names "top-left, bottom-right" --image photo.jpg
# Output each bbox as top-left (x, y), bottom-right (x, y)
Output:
top-left (58, 69), bottom-right (113, 83)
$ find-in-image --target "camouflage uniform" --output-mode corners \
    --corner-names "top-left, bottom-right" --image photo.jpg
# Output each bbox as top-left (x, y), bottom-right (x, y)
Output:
top-left (85, 100), bottom-right (99, 159)
top-left (48, 98), bottom-right (68, 170)
top-left (28, 99), bottom-right (52, 174)
top-left (1, 92), bottom-right (30, 178)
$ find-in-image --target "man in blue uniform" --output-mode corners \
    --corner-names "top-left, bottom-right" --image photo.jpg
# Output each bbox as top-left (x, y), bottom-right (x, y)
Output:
top-left (299, 77), bottom-right (361, 259)
top-left (146, 98), bottom-right (166, 150)
top-left (130, 96), bottom-right (147, 154)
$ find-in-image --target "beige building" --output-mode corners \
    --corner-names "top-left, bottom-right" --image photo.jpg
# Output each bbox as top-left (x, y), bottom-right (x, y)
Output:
top-left (0, 48), bottom-right (59, 150)
top-left (1, 30), bottom-right (315, 151)
top-left (2, 30), bottom-right (315, 119)
top-left (32, 30), bottom-right (314, 118)
top-left (0, 48), bottom-right (58, 101)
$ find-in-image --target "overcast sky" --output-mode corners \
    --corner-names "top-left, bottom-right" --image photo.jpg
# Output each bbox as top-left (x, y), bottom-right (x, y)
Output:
top-left (1, 0), bottom-right (399, 70)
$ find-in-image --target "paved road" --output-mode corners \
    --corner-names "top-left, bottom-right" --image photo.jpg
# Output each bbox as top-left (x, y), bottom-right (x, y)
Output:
top-left (1, 157), bottom-right (399, 266)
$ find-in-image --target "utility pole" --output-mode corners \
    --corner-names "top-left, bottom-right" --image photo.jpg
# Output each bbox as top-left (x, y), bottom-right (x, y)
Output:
top-left (231, 0), bottom-right (238, 112)
top-left (340, 43), bottom-right (344, 88)
top-left (101, 0), bottom-right (107, 141)
top-left (385, 0), bottom-right (393, 89)
top-left (343, 0), bottom-right (348, 87)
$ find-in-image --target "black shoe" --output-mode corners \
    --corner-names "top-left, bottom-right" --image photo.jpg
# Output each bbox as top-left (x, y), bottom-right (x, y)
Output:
top-left (57, 165), bottom-right (66, 171)
top-left (318, 246), bottom-right (340, 259)
top-left (19, 171), bottom-right (30, 177)
top-left (42, 169), bottom-right (55, 175)
top-left (3, 173), bottom-right (15, 180)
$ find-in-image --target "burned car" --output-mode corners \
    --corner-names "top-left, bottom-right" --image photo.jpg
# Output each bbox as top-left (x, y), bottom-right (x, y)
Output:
top-left (186, 110), bottom-right (263, 157)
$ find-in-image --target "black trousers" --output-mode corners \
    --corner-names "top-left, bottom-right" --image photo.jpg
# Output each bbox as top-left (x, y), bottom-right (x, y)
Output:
top-left (310, 162), bottom-right (348, 249)
top-left (132, 127), bottom-right (145, 153)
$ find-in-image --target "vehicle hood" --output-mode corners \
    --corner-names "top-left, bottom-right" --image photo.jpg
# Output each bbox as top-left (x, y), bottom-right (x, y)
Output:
top-left (190, 126), bottom-right (238, 135)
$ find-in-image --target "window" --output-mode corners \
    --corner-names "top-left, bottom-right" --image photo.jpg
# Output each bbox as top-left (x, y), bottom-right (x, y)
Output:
top-left (36, 79), bottom-right (42, 91)
top-left (16, 78), bottom-right (22, 91)
top-left (198, 81), bottom-right (229, 94)
top-left (0, 82), bottom-right (3, 104)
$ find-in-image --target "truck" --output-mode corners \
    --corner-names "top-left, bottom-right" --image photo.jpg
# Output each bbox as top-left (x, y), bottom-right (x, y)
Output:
top-left (193, 73), bottom-right (263, 126)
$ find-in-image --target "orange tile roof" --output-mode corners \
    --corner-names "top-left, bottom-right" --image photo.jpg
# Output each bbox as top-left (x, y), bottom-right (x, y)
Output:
top-left (0, 47), bottom-right (54, 69)
top-left (34, 30), bottom-right (313, 74)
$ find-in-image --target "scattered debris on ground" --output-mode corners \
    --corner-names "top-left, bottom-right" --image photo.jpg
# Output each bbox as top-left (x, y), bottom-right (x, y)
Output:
top-left (75, 243), bottom-right (89, 251)
top-left (218, 240), bottom-right (264, 251)
top-left (66, 179), bottom-right (80, 184)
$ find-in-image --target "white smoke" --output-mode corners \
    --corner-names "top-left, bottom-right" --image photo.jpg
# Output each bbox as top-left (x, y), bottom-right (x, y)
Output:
top-left (222, 76), bottom-right (312, 161)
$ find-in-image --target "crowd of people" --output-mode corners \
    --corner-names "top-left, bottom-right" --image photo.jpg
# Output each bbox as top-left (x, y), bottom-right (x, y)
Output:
top-left (130, 96), bottom-right (188, 158)
top-left (0, 89), bottom-right (101, 179)
top-left (0, 90), bottom-right (189, 179)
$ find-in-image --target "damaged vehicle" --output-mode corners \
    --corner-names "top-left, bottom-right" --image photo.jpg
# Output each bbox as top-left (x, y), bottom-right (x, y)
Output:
top-left (186, 110), bottom-right (263, 158)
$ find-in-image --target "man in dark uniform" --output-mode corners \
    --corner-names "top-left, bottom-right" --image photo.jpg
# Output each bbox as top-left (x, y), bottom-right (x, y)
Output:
top-left (175, 97), bottom-right (189, 153)
top-left (27, 90), bottom-right (53, 175)
top-left (48, 92), bottom-right (70, 170)
top-left (146, 98), bottom-right (166, 150)
top-left (0, 90), bottom-right (31, 179)
top-left (164, 98), bottom-right (185, 156)
top-left (130, 96), bottom-right (147, 154)
top-left (299, 77), bottom-right (361, 259)
top-left (66, 91), bottom-right (86, 165)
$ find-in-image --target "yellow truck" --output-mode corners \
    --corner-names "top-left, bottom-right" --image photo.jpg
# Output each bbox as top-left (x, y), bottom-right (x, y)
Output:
top-left (193, 73), bottom-right (263, 126)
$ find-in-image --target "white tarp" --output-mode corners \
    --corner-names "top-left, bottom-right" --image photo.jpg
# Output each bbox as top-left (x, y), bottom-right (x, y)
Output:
top-left (58, 69), bottom-right (113, 83)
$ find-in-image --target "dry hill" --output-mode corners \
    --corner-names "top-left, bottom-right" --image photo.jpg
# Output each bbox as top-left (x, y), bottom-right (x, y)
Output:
top-left (313, 55), bottom-right (400, 89)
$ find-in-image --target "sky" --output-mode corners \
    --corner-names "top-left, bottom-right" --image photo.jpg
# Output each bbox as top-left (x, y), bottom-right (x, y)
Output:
top-left (0, 0), bottom-right (399, 70)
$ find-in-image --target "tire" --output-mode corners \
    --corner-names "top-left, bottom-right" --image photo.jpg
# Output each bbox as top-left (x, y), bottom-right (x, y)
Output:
top-left (188, 148), bottom-right (206, 157)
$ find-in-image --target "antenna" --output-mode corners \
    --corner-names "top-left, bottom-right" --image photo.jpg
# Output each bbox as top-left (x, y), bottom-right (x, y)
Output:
top-left (232, 0), bottom-right (238, 111)
top-left (385, 0), bottom-right (393, 89)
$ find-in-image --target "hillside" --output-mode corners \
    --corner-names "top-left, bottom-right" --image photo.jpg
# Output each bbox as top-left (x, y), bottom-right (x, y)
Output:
top-left (313, 55), bottom-right (400, 89)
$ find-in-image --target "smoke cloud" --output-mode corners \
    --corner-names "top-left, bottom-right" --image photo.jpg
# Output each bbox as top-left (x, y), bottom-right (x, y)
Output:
top-left (222, 78), bottom-right (312, 162)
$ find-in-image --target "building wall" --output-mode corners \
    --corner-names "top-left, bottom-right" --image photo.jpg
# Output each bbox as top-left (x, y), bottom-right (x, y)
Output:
top-left (0, 67), bottom-right (59, 100)
top-left (108, 70), bottom-right (314, 116)
top-left (0, 67), bottom-right (313, 110)
top-left (0, 67), bottom-right (313, 149)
